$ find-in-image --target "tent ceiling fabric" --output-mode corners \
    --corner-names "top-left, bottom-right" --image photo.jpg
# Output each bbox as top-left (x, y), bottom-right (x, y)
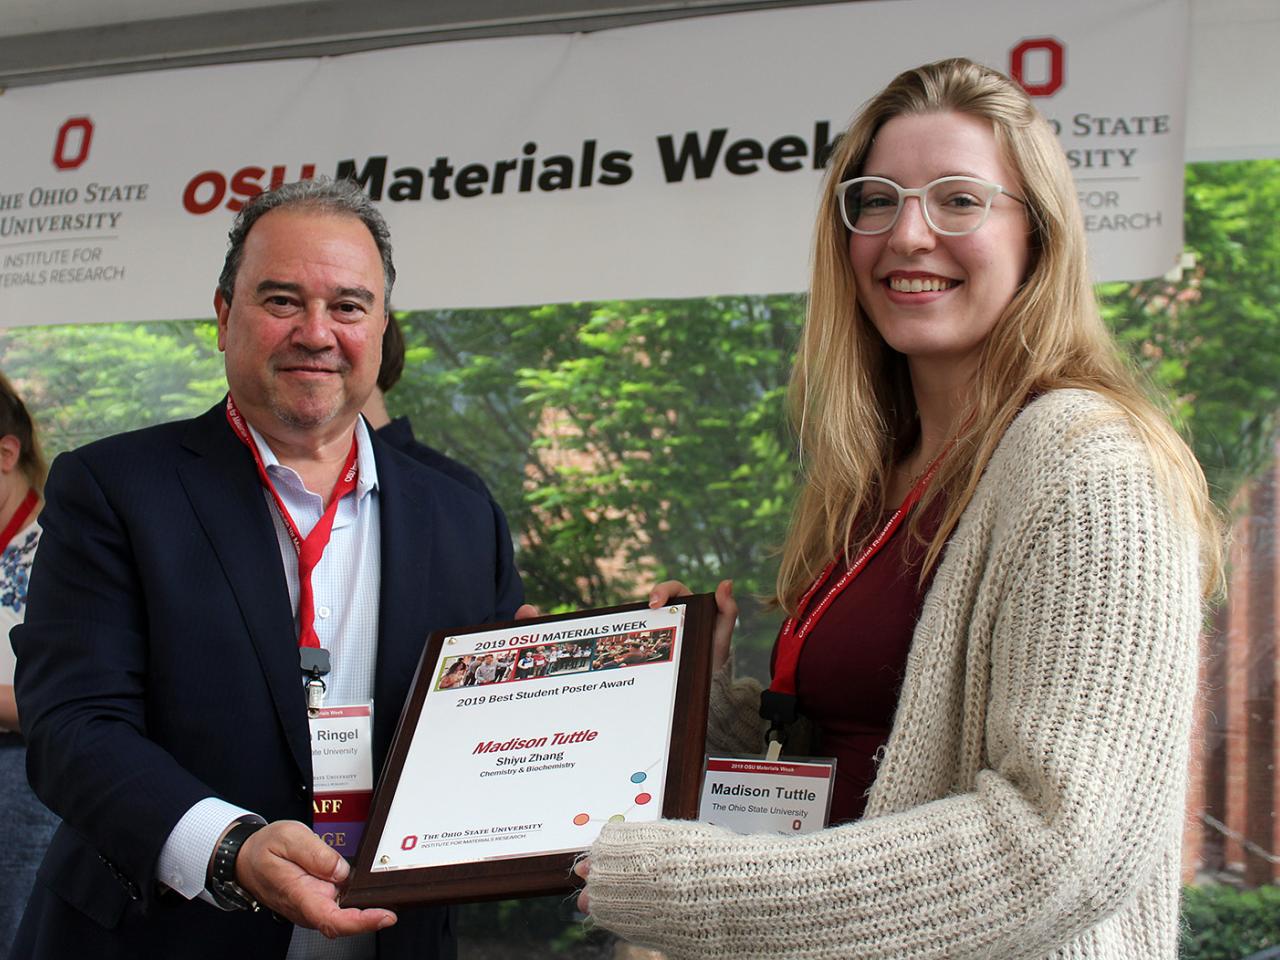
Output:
top-left (0, 0), bottom-right (316, 37)
top-left (0, 0), bottom-right (1272, 160)
top-left (0, 0), bottom-right (850, 88)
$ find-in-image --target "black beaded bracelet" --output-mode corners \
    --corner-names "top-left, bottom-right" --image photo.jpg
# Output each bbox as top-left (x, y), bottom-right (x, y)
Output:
top-left (207, 817), bottom-right (266, 912)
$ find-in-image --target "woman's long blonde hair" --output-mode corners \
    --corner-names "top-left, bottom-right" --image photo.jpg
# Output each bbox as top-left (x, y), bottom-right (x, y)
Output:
top-left (776, 57), bottom-right (1221, 612)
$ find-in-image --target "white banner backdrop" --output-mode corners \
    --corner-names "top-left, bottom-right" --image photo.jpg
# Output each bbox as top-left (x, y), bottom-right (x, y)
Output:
top-left (0, 0), bottom-right (1187, 326)
top-left (1187, 0), bottom-right (1280, 162)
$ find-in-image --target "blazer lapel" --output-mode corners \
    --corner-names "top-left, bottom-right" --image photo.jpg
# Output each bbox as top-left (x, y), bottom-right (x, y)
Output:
top-left (177, 403), bottom-right (312, 781)
top-left (372, 438), bottom-right (436, 768)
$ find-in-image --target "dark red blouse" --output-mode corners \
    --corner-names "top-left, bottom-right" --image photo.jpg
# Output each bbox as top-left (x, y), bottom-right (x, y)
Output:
top-left (790, 501), bottom-right (942, 824)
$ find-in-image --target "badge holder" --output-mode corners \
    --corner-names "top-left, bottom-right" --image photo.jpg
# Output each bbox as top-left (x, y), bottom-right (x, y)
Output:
top-left (308, 701), bottom-right (375, 859)
top-left (698, 752), bottom-right (836, 836)
top-left (299, 647), bottom-right (374, 859)
top-left (696, 688), bottom-right (835, 835)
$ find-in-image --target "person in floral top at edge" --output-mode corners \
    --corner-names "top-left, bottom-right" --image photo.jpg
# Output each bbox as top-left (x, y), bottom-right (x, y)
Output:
top-left (0, 372), bottom-right (57, 958)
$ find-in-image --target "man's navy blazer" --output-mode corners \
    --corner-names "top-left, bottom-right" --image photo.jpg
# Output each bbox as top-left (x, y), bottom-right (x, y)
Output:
top-left (12, 401), bottom-right (523, 958)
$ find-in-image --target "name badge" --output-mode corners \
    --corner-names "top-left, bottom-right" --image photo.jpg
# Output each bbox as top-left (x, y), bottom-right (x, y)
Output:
top-left (309, 703), bottom-right (374, 858)
top-left (698, 755), bottom-right (836, 835)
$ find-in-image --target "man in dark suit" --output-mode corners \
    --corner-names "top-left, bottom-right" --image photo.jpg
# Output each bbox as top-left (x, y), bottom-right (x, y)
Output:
top-left (12, 178), bottom-right (524, 958)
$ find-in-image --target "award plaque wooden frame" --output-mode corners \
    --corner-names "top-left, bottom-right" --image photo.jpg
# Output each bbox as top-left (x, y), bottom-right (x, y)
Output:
top-left (342, 593), bottom-right (716, 907)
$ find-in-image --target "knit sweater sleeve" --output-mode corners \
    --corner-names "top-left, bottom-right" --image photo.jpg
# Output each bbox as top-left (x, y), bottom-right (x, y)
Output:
top-left (585, 407), bottom-right (1202, 959)
top-left (705, 662), bottom-right (768, 756)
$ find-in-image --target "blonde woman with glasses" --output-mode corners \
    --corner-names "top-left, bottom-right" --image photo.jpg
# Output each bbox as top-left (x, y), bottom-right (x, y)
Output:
top-left (576, 57), bottom-right (1221, 960)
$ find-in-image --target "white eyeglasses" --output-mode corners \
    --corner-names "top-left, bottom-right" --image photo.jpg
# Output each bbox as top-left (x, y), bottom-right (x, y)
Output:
top-left (836, 175), bottom-right (1026, 236)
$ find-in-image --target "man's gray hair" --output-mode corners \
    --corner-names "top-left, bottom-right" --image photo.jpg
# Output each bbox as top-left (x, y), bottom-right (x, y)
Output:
top-left (216, 177), bottom-right (396, 306)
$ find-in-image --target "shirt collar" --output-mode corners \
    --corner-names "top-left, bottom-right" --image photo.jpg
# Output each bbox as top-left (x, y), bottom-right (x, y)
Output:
top-left (244, 417), bottom-right (380, 500)
top-left (353, 416), bottom-right (380, 497)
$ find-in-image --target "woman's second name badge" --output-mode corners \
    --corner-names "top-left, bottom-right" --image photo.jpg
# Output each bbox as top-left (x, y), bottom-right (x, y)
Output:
top-left (309, 703), bottom-right (374, 858)
top-left (698, 755), bottom-right (836, 835)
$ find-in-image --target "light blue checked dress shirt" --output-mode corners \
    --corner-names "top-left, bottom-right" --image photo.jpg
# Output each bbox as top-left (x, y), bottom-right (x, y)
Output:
top-left (156, 417), bottom-right (381, 960)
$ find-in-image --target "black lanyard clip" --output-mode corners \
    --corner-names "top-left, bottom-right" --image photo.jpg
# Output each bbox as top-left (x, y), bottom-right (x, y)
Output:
top-left (759, 689), bottom-right (798, 751)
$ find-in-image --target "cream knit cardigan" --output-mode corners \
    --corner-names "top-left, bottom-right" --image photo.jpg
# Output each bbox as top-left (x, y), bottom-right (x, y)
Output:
top-left (585, 390), bottom-right (1202, 960)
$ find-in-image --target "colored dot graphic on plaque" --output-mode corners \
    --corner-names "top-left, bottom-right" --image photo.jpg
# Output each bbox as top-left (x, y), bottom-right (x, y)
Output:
top-left (573, 813), bottom-right (590, 826)
top-left (630, 772), bottom-right (646, 784)
top-left (635, 793), bottom-right (652, 805)
top-left (609, 814), bottom-right (626, 823)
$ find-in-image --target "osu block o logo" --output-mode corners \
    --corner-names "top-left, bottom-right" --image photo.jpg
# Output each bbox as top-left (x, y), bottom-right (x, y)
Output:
top-left (53, 117), bottom-right (94, 170)
top-left (1010, 38), bottom-right (1065, 97)
top-left (401, 834), bottom-right (418, 851)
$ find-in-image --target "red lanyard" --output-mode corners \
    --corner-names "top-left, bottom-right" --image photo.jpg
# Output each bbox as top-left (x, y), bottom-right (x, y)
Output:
top-left (225, 395), bottom-right (359, 650)
top-left (769, 453), bottom-right (946, 698)
top-left (0, 488), bottom-right (38, 554)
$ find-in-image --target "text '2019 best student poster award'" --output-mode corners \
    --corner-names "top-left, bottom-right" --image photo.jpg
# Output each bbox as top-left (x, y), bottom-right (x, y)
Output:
top-left (370, 604), bottom-right (686, 873)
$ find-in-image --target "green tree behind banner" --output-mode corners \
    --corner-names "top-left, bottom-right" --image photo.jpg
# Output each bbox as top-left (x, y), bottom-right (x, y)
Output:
top-left (388, 297), bottom-right (799, 663)
top-left (1099, 158), bottom-right (1280, 502)
top-left (2, 158), bottom-right (1279, 667)
top-left (0, 320), bottom-right (224, 459)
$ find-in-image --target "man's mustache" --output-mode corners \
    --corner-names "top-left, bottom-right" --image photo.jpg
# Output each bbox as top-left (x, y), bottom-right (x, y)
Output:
top-left (270, 349), bottom-right (351, 374)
